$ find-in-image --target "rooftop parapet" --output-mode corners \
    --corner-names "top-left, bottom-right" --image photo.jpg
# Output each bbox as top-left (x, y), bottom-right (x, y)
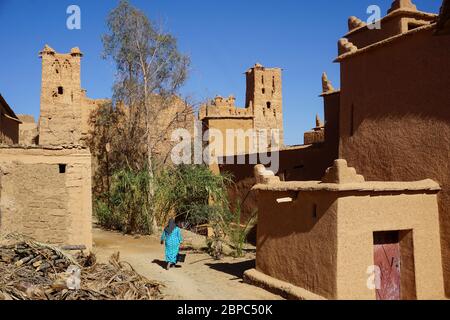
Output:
top-left (199, 95), bottom-right (254, 120)
top-left (252, 159), bottom-right (441, 193)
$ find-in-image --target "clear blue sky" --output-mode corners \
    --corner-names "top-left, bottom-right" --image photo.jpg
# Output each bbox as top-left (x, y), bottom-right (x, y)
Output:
top-left (0, 0), bottom-right (441, 145)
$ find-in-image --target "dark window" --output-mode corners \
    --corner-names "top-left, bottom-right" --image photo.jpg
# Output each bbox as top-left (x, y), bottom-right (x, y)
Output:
top-left (267, 102), bottom-right (271, 109)
top-left (59, 164), bottom-right (66, 174)
top-left (262, 88), bottom-right (265, 94)
top-left (58, 86), bottom-right (64, 95)
top-left (312, 204), bottom-right (318, 219)
top-left (350, 104), bottom-right (355, 136)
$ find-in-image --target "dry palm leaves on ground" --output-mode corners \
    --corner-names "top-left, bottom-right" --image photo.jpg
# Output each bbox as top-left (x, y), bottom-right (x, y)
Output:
top-left (0, 234), bottom-right (162, 300)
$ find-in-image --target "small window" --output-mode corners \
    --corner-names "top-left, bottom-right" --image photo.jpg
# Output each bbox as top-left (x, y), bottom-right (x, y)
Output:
top-left (350, 104), bottom-right (355, 136)
top-left (262, 88), bottom-right (265, 94)
top-left (59, 164), bottom-right (66, 174)
top-left (58, 86), bottom-right (64, 95)
top-left (312, 204), bottom-right (318, 219)
top-left (266, 102), bottom-right (271, 109)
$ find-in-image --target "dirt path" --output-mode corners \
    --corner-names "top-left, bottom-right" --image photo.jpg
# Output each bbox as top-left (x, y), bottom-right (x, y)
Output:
top-left (92, 227), bottom-right (282, 300)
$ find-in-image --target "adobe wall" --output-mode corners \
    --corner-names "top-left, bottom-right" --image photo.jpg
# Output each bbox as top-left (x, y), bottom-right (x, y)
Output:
top-left (254, 189), bottom-right (338, 299)
top-left (18, 115), bottom-right (38, 145)
top-left (219, 89), bottom-right (340, 223)
top-left (338, 27), bottom-right (450, 295)
top-left (0, 116), bottom-right (19, 145)
top-left (38, 46), bottom-right (84, 146)
top-left (345, 11), bottom-right (436, 51)
top-left (219, 144), bottom-right (337, 223)
top-left (336, 192), bottom-right (444, 300)
top-left (0, 147), bottom-right (92, 249)
top-left (204, 118), bottom-right (254, 157)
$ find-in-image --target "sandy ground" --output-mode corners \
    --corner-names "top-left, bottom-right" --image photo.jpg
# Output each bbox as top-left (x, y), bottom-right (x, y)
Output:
top-left (92, 227), bottom-right (283, 300)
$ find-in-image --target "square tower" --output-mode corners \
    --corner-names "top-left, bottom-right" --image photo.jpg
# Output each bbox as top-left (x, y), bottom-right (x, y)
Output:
top-left (38, 45), bottom-right (84, 146)
top-left (245, 63), bottom-right (284, 148)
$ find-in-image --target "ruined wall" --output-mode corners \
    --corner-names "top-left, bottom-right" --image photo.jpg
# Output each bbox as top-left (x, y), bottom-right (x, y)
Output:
top-left (148, 95), bottom-right (195, 163)
top-left (255, 189), bottom-right (338, 299)
top-left (0, 147), bottom-right (92, 249)
top-left (18, 115), bottom-right (38, 145)
top-left (0, 115), bottom-right (19, 145)
top-left (338, 26), bottom-right (450, 296)
top-left (80, 94), bottom-right (110, 144)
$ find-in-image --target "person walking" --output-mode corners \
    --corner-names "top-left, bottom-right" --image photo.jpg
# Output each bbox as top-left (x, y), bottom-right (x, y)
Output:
top-left (160, 219), bottom-right (183, 270)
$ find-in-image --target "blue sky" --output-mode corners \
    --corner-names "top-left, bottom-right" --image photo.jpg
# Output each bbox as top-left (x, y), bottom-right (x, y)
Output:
top-left (0, 0), bottom-right (442, 145)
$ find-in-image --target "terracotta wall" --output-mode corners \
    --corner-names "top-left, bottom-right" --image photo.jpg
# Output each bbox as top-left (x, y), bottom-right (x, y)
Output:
top-left (338, 28), bottom-right (450, 296)
top-left (255, 190), bottom-right (338, 299)
top-left (219, 92), bottom-right (340, 223)
top-left (0, 147), bottom-right (93, 249)
top-left (205, 118), bottom-right (254, 157)
top-left (336, 192), bottom-right (444, 300)
top-left (254, 187), bottom-right (444, 300)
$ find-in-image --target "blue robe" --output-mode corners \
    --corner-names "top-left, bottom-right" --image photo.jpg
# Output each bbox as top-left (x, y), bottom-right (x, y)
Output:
top-left (161, 227), bottom-right (183, 264)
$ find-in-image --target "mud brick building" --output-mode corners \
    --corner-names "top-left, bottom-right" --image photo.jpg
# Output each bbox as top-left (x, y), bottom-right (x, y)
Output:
top-left (199, 63), bottom-right (284, 158)
top-left (0, 94), bottom-right (21, 145)
top-left (245, 160), bottom-right (444, 300)
top-left (221, 0), bottom-right (450, 299)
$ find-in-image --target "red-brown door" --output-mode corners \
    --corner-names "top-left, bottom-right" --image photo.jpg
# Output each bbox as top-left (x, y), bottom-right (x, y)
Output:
top-left (374, 232), bottom-right (401, 300)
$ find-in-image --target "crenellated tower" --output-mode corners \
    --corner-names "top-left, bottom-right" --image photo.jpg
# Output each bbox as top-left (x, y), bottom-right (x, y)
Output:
top-left (245, 63), bottom-right (284, 147)
top-left (38, 45), bottom-right (84, 146)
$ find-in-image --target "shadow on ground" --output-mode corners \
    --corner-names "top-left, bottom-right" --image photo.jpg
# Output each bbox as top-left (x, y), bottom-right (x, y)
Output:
top-left (152, 259), bottom-right (182, 270)
top-left (205, 259), bottom-right (255, 280)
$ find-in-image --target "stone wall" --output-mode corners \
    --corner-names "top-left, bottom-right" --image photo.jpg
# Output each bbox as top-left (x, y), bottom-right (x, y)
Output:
top-left (0, 146), bottom-right (92, 249)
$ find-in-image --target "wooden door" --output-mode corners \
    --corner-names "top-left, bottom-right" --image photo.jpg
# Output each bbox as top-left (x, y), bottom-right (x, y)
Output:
top-left (374, 232), bottom-right (401, 300)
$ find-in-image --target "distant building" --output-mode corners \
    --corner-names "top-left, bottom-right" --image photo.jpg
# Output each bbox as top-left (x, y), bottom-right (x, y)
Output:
top-left (199, 64), bottom-right (284, 158)
top-left (0, 94), bottom-right (21, 144)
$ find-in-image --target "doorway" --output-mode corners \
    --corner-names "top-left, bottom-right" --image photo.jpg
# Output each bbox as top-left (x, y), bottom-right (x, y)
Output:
top-left (373, 230), bottom-right (416, 300)
top-left (373, 231), bottom-right (401, 300)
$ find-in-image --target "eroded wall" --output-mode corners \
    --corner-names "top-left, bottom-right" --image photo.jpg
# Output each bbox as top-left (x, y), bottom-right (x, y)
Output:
top-left (0, 147), bottom-right (92, 249)
top-left (0, 116), bottom-right (19, 145)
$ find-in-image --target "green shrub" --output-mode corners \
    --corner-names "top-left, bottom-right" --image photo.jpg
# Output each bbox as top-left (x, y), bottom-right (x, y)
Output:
top-left (94, 167), bottom-right (153, 234)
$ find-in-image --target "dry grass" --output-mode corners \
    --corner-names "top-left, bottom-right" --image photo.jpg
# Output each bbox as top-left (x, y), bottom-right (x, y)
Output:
top-left (0, 234), bottom-right (162, 300)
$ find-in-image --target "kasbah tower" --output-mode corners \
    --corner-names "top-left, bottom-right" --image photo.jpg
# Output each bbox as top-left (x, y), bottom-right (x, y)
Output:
top-left (38, 45), bottom-right (106, 146)
top-left (200, 63), bottom-right (284, 158)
